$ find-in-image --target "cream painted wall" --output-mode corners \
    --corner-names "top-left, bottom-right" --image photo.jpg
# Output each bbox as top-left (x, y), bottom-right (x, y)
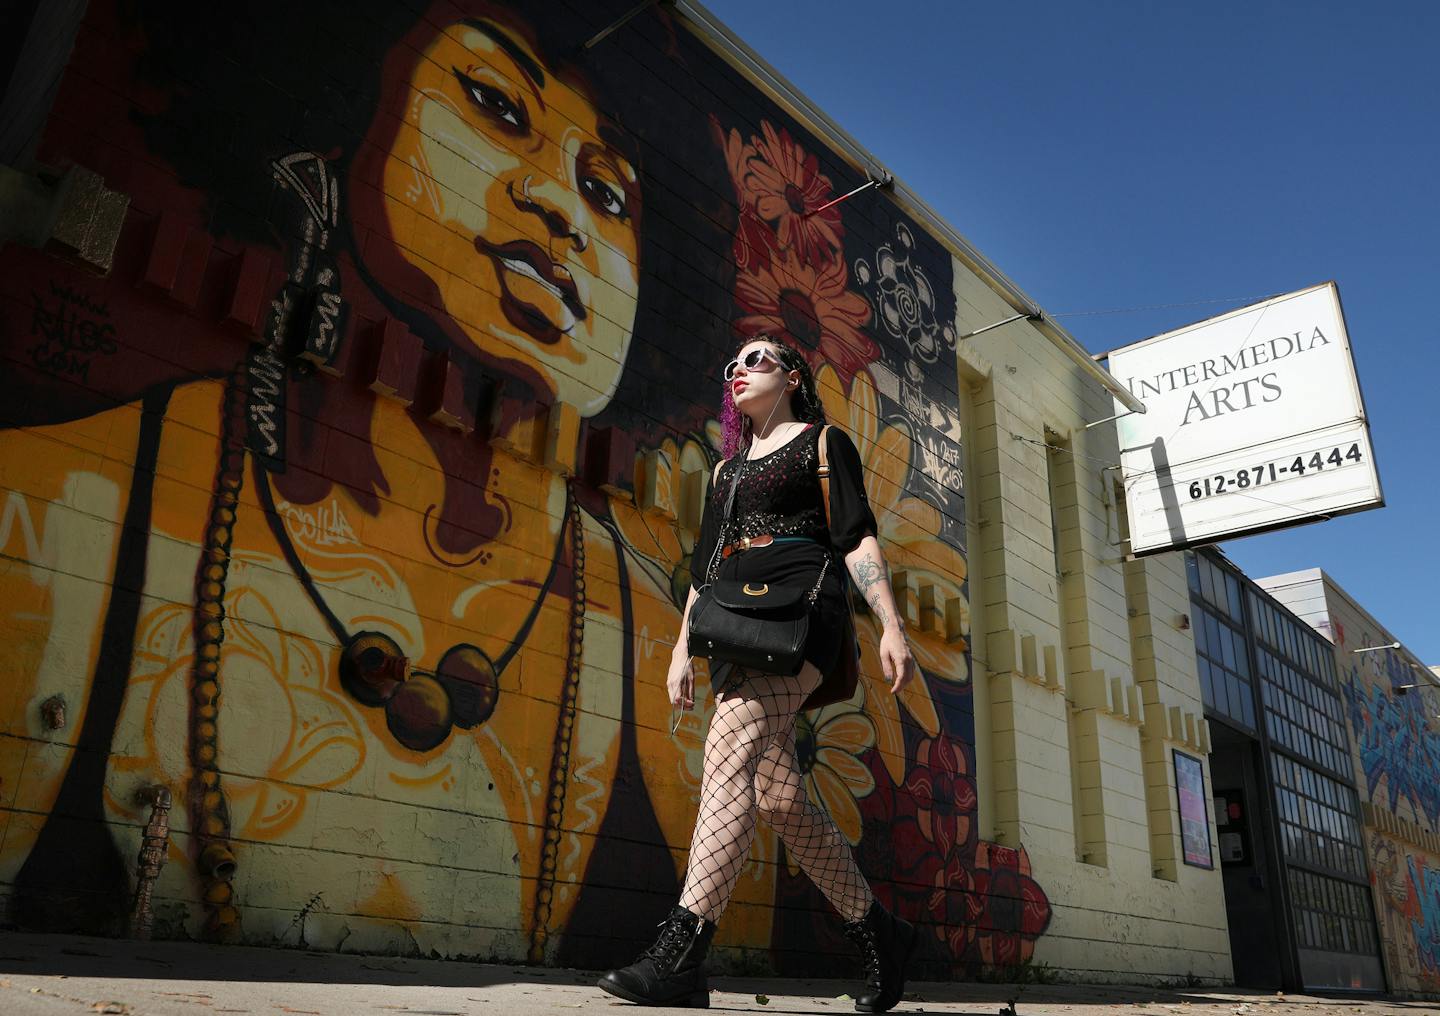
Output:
top-left (953, 263), bottom-right (1231, 985)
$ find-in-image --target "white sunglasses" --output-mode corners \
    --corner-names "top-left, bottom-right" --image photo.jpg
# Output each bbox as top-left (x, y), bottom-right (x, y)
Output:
top-left (723, 347), bottom-right (784, 382)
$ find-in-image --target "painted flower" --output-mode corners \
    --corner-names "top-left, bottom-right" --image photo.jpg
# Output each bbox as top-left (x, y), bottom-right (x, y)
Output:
top-left (712, 114), bottom-right (757, 204)
top-left (854, 222), bottom-right (956, 363)
top-left (793, 688), bottom-right (878, 854)
top-left (964, 842), bottom-right (1052, 968)
top-left (929, 853), bottom-right (981, 959)
top-left (711, 116), bottom-right (844, 268)
top-left (856, 802), bottom-right (946, 926)
top-left (812, 363), bottom-right (971, 786)
top-left (903, 734), bottom-right (977, 860)
top-left (747, 121), bottom-right (844, 266)
top-left (735, 248), bottom-right (876, 387)
top-left (733, 207), bottom-right (779, 274)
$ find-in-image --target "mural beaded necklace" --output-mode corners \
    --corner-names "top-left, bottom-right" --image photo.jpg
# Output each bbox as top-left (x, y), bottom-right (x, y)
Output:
top-left (254, 452), bottom-right (590, 967)
top-left (253, 460), bottom-right (582, 753)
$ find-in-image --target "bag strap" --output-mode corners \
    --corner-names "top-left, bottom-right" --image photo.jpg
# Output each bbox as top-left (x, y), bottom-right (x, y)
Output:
top-left (817, 423), bottom-right (833, 532)
top-left (701, 452), bottom-right (746, 587)
top-left (817, 423), bottom-right (861, 620)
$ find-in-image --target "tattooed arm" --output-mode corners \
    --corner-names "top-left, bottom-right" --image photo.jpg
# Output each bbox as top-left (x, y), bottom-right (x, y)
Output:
top-left (842, 534), bottom-right (915, 693)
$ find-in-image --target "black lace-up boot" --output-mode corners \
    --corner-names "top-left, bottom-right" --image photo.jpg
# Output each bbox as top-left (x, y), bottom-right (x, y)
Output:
top-left (842, 898), bottom-right (916, 1013)
top-left (597, 905), bottom-right (718, 1008)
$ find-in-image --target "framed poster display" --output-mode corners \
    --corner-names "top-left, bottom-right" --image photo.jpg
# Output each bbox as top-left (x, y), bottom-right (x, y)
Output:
top-left (1173, 749), bottom-right (1213, 869)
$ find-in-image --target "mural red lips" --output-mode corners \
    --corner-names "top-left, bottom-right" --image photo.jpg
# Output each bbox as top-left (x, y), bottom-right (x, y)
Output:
top-left (476, 236), bottom-right (586, 344)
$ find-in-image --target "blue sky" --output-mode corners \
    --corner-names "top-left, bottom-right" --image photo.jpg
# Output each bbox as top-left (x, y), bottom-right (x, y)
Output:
top-left (708, 0), bottom-right (1440, 663)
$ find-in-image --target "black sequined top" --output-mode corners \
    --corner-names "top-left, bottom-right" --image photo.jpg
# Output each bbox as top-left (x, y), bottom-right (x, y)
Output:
top-left (690, 422), bottom-right (878, 591)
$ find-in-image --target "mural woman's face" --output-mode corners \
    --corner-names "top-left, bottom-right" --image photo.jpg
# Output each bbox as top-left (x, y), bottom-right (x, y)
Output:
top-left (382, 15), bottom-right (641, 415)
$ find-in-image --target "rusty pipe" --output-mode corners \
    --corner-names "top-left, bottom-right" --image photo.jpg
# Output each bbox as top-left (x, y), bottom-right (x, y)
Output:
top-left (128, 786), bottom-right (173, 940)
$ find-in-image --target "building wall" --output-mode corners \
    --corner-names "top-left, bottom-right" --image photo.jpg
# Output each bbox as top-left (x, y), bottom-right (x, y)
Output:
top-left (957, 292), bottom-right (1228, 984)
top-left (1258, 570), bottom-right (1440, 1000)
top-left (0, 0), bottom-right (1227, 984)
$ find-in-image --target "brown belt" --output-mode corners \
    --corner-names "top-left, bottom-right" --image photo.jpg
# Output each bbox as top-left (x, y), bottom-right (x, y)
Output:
top-left (719, 533), bottom-right (819, 559)
top-left (720, 529), bottom-right (777, 552)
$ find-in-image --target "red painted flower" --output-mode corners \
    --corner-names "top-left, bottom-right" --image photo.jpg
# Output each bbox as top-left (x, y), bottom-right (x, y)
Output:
top-left (733, 207), bottom-right (778, 274)
top-left (929, 852), bottom-right (981, 958)
top-left (734, 247), bottom-right (877, 385)
top-left (965, 843), bottom-right (1052, 968)
top-left (746, 121), bottom-right (844, 267)
top-left (904, 734), bottom-right (978, 860)
top-left (711, 116), bottom-right (843, 268)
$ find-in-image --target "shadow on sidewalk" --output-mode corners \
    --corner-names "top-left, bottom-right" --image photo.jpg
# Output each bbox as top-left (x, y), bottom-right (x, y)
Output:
top-left (701, 974), bottom-right (1421, 1014)
top-left (0, 930), bottom-right (595, 989)
top-left (1, 931), bottom-right (1430, 1013)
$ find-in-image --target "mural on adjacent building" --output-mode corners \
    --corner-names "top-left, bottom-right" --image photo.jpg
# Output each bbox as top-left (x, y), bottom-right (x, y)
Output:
top-left (1339, 633), bottom-right (1440, 829)
top-left (1335, 622), bottom-right (1440, 992)
top-left (0, 0), bottom-right (1048, 975)
top-left (1368, 830), bottom-right (1440, 991)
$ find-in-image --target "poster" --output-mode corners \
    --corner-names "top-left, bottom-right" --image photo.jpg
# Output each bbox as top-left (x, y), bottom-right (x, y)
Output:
top-left (1174, 750), bottom-right (1214, 869)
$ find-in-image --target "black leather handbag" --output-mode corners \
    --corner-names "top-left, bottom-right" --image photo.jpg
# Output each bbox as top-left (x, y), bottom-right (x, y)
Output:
top-left (687, 437), bottom-right (829, 676)
top-left (687, 576), bottom-right (821, 675)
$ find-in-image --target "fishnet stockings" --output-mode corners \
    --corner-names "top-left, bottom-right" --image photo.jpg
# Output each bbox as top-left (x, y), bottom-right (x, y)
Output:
top-left (677, 666), bottom-right (874, 925)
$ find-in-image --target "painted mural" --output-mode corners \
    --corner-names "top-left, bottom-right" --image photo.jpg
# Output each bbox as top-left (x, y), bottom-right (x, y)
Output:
top-left (0, 0), bottom-right (1049, 975)
top-left (1336, 622), bottom-right (1440, 992)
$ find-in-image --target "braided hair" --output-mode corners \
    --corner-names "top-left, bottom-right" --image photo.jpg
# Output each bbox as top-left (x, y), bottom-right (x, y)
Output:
top-left (719, 337), bottom-right (828, 459)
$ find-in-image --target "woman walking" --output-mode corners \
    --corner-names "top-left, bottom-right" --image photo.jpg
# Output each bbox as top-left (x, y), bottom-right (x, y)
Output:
top-left (599, 338), bottom-right (919, 1011)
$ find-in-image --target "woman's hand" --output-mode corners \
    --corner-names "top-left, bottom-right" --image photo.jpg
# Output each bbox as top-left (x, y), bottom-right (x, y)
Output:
top-left (667, 653), bottom-right (696, 710)
top-left (879, 626), bottom-right (916, 694)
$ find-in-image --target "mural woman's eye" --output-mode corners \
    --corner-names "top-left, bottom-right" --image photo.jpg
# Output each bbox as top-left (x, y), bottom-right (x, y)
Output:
top-left (581, 175), bottom-right (627, 219)
top-left (452, 68), bottom-right (527, 131)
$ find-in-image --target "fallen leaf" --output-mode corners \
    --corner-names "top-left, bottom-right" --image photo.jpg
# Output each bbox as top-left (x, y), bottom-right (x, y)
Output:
top-left (836, 994), bottom-right (853, 1001)
top-left (756, 994), bottom-right (770, 1005)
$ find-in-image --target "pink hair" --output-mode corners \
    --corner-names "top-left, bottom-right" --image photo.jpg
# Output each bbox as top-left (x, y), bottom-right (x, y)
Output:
top-left (720, 381), bottom-right (747, 459)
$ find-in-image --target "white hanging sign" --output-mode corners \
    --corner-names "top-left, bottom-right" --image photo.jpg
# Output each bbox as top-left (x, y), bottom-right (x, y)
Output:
top-left (1106, 282), bottom-right (1383, 556)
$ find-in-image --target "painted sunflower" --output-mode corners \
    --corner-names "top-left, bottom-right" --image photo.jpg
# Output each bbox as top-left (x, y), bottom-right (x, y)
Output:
top-left (811, 362), bottom-right (971, 786)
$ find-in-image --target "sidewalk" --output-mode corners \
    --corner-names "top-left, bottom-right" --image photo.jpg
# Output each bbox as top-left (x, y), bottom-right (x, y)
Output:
top-left (0, 932), bottom-right (1430, 1016)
